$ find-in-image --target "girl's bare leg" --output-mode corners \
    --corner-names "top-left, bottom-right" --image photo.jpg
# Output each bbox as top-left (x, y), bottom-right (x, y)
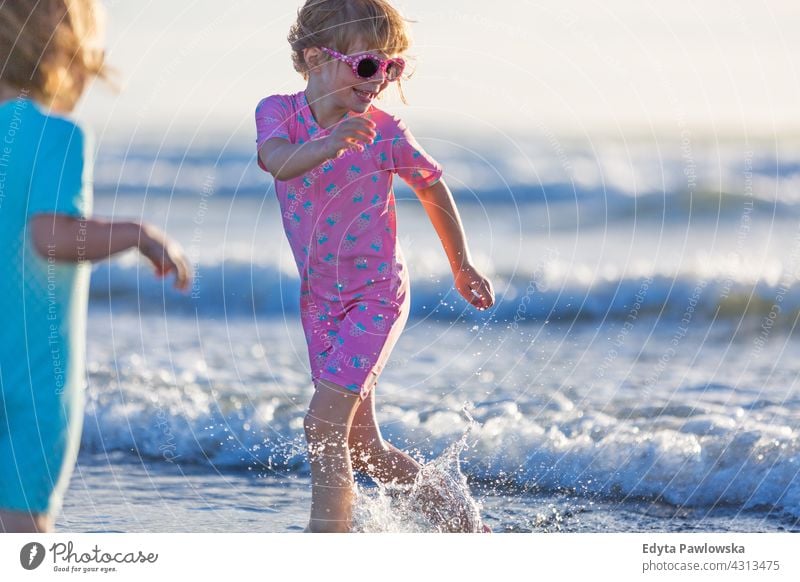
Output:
top-left (0, 510), bottom-right (53, 533)
top-left (304, 378), bottom-right (362, 533)
top-left (348, 389), bottom-right (421, 484)
top-left (348, 387), bottom-right (492, 532)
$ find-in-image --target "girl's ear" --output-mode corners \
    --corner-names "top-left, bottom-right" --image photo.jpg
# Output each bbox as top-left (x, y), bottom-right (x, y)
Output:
top-left (303, 47), bottom-right (325, 72)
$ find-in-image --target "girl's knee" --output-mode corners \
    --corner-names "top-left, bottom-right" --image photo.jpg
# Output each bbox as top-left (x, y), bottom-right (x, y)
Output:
top-left (303, 410), bottom-right (350, 447)
top-left (349, 438), bottom-right (388, 472)
top-left (305, 379), bottom-right (359, 438)
top-left (303, 412), bottom-right (337, 444)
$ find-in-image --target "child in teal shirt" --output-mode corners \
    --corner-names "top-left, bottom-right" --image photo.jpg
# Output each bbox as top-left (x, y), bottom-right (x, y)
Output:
top-left (0, 0), bottom-right (190, 533)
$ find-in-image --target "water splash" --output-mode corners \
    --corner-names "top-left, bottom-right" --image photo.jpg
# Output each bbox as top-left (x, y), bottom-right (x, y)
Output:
top-left (352, 403), bottom-right (487, 532)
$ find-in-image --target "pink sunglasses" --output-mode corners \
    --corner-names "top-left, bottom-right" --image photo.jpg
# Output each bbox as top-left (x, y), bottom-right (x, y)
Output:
top-left (320, 47), bottom-right (405, 82)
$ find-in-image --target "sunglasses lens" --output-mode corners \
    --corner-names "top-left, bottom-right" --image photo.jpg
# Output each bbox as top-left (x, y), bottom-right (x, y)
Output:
top-left (357, 57), bottom-right (379, 78)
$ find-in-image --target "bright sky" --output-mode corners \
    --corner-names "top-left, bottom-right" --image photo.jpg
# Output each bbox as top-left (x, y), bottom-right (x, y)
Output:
top-left (75, 0), bottom-right (800, 141)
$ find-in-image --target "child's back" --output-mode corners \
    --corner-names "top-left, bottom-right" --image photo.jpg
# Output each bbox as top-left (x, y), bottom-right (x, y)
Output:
top-left (0, 96), bottom-right (92, 399)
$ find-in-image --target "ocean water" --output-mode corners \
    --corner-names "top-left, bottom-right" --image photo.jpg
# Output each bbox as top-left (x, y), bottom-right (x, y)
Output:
top-left (56, 133), bottom-right (800, 532)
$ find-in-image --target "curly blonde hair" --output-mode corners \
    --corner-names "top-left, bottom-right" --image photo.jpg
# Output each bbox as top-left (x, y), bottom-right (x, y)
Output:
top-left (287, 0), bottom-right (415, 104)
top-left (0, 0), bottom-right (110, 111)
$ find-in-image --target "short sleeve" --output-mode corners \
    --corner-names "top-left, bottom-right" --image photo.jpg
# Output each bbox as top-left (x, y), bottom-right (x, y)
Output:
top-left (390, 117), bottom-right (443, 189)
top-left (255, 94), bottom-right (292, 171)
top-left (27, 120), bottom-right (92, 218)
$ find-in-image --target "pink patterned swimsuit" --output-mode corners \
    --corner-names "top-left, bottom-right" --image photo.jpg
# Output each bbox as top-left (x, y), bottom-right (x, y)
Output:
top-left (255, 90), bottom-right (443, 399)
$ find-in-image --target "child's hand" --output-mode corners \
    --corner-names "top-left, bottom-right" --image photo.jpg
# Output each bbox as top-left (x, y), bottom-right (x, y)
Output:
top-left (323, 117), bottom-right (377, 158)
top-left (138, 224), bottom-right (192, 291)
top-left (454, 263), bottom-right (495, 311)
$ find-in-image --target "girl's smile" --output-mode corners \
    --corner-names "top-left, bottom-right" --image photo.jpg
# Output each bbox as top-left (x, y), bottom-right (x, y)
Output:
top-left (352, 85), bottom-right (380, 104)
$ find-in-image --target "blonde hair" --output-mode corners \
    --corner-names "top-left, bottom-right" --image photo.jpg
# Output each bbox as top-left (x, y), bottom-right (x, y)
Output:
top-left (288, 0), bottom-right (415, 104)
top-left (0, 0), bottom-right (110, 112)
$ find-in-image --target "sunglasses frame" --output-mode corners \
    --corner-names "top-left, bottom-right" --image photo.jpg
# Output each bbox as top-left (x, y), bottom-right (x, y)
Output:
top-left (320, 47), bottom-right (405, 82)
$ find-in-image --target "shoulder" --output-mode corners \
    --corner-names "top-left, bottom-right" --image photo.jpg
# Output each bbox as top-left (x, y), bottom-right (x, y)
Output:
top-left (255, 92), bottom-right (298, 115)
top-left (367, 105), bottom-right (405, 132)
top-left (25, 105), bottom-right (88, 163)
top-left (366, 106), bottom-right (415, 150)
top-left (41, 111), bottom-right (87, 158)
top-left (4, 98), bottom-right (85, 148)
top-left (35, 104), bottom-right (84, 139)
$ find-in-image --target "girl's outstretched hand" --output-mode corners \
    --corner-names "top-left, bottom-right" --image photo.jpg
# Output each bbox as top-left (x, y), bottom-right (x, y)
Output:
top-left (138, 224), bottom-right (192, 291)
top-left (323, 116), bottom-right (376, 158)
top-left (454, 263), bottom-right (495, 311)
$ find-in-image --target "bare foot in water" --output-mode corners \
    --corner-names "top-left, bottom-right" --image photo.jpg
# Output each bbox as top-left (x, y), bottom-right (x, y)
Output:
top-left (481, 523), bottom-right (492, 533)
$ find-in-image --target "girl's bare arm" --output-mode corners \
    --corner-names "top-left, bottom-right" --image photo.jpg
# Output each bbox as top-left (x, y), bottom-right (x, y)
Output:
top-left (258, 117), bottom-right (376, 181)
top-left (259, 138), bottom-right (332, 181)
top-left (413, 178), bottom-right (495, 310)
top-left (29, 214), bottom-right (191, 290)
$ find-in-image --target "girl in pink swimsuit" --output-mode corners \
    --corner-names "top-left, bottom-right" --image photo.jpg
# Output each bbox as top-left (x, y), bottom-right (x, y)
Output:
top-left (256, 0), bottom-right (494, 533)
top-left (257, 90), bottom-right (433, 400)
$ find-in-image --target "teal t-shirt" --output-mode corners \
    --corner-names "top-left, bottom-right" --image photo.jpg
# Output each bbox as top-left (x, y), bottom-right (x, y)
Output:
top-left (0, 95), bottom-right (93, 513)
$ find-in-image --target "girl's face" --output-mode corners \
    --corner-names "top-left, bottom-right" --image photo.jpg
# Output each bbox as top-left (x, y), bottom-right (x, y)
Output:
top-left (311, 37), bottom-right (397, 113)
